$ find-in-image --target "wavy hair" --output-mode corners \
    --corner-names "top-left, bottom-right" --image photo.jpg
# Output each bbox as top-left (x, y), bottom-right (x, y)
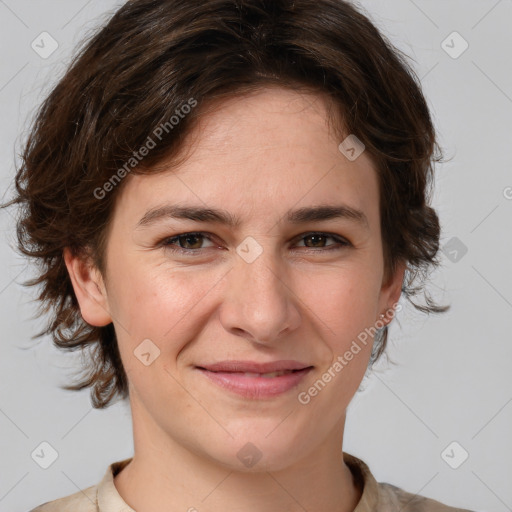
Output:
top-left (4, 0), bottom-right (448, 408)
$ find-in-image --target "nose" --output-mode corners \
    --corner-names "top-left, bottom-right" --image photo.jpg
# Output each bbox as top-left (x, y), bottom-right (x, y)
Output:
top-left (218, 243), bottom-right (301, 346)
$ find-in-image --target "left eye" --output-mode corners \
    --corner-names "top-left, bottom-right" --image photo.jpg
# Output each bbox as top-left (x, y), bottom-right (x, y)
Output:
top-left (295, 232), bottom-right (349, 250)
top-left (160, 231), bottom-right (350, 254)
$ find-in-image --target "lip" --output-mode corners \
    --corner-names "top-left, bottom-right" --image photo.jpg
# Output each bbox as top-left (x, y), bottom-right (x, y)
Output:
top-left (199, 360), bottom-right (311, 373)
top-left (196, 360), bottom-right (313, 399)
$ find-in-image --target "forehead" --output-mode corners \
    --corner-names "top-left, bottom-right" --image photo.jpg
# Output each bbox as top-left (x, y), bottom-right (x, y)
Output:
top-left (180, 87), bottom-right (343, 170)
top-left (112, 86), bottom-right (380, 230)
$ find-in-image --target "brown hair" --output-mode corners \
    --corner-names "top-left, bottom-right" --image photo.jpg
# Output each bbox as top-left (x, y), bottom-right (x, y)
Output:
top-left (4, 0), bottom-right (448, 408)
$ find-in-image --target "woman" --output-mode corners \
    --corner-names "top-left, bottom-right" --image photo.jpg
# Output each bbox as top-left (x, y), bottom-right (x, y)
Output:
top-left (8, 0), bottom-right (475, 510)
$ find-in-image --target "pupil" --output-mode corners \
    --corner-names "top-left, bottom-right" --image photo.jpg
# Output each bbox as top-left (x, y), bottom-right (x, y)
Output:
top-left (307, 234), bottom-right (325, 247)
top-left (182, 234), bottom-right (202, 249)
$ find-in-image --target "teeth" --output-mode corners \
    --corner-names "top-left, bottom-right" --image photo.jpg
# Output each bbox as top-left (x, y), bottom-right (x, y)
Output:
top-left (243, 370), bottom-right (294, 378)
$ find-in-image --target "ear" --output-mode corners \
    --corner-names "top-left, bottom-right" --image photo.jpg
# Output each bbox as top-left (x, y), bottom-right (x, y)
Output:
top-left (378, 260), bottom-right (406, 321)
top-left (63, 247), bottom-right (112, 326)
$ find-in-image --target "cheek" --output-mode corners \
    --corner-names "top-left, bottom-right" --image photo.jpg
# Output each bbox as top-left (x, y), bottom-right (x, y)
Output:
top-left (105, 257), bottom-right (207, 344)
top-left (302, 264), bottom-right (381, 341)
top-left (303, 274), bottom-right (378, 406)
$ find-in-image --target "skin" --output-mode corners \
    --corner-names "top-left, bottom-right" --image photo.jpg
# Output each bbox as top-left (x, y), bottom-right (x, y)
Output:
top-left (64, 86), bottom-right (405, 512)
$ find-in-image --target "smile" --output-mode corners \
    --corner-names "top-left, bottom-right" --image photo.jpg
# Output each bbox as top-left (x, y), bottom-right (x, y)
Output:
top-left (195, 362), bottom-right (314, 399)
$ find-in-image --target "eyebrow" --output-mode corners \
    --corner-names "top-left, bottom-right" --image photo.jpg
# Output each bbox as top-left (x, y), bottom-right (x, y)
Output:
top-left (136, 203), bottom-right (369, 230)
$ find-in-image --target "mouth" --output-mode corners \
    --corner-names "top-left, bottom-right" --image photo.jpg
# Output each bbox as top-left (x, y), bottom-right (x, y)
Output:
top-left (195, 360), bottom-right (314, 399)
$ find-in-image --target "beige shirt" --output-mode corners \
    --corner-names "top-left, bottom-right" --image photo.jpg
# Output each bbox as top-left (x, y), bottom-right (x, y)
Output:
top-left (29, 452), bottom-right (474, 512)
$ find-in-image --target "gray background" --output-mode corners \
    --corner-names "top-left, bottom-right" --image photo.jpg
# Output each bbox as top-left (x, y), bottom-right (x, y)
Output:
top-left (1, 1), bottom-right (511, 511)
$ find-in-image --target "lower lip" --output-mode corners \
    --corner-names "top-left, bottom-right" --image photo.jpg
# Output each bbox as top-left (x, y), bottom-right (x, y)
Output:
top-left (197, 367), bottom-right (313, 399)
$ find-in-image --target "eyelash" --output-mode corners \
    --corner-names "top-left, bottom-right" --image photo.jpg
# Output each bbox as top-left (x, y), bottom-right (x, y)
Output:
top-left (158, 231), bottom-right (351, 256)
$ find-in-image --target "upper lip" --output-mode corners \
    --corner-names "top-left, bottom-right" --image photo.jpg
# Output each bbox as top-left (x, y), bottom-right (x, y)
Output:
top-left (197, 360), bottom-right (313, 373)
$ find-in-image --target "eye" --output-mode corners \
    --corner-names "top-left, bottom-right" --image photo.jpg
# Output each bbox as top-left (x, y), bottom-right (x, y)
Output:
top-left (158, 231), bottom-right (351, 256)
top-left (160, 232), bottom-right (216, 253)
top-left (293, 232), bottom-right (351, 252)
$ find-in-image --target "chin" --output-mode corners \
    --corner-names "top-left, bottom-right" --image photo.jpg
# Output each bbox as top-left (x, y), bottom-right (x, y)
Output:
top-left (203, 426), bottom-right (308, 473)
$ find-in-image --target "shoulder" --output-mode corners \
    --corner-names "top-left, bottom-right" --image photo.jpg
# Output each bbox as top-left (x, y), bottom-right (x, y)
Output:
top-left (27, 483), bottom-right (98, 512)
top-left (378, 482), bottom-right (475, 512)
top-left (343, 452), bottom-right (476, 512)
top-left (27, 458), bottom-right (133, 512)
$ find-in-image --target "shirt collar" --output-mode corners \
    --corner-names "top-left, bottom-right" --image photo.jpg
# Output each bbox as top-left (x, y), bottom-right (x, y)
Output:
top-left (343, 452), bottom-right (380, 512)
top-left (97, 458), bottom-right (135, 512)
top-left (96, 452), bottom-right (379, 512)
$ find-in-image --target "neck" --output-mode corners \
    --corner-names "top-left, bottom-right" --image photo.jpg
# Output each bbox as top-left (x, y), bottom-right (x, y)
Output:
top-left (114, 399), bottom-right (362, 512)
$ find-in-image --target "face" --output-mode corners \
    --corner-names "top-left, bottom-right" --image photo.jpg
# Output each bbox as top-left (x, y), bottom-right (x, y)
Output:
top-left (68, 86), bottom-right (403, 471)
